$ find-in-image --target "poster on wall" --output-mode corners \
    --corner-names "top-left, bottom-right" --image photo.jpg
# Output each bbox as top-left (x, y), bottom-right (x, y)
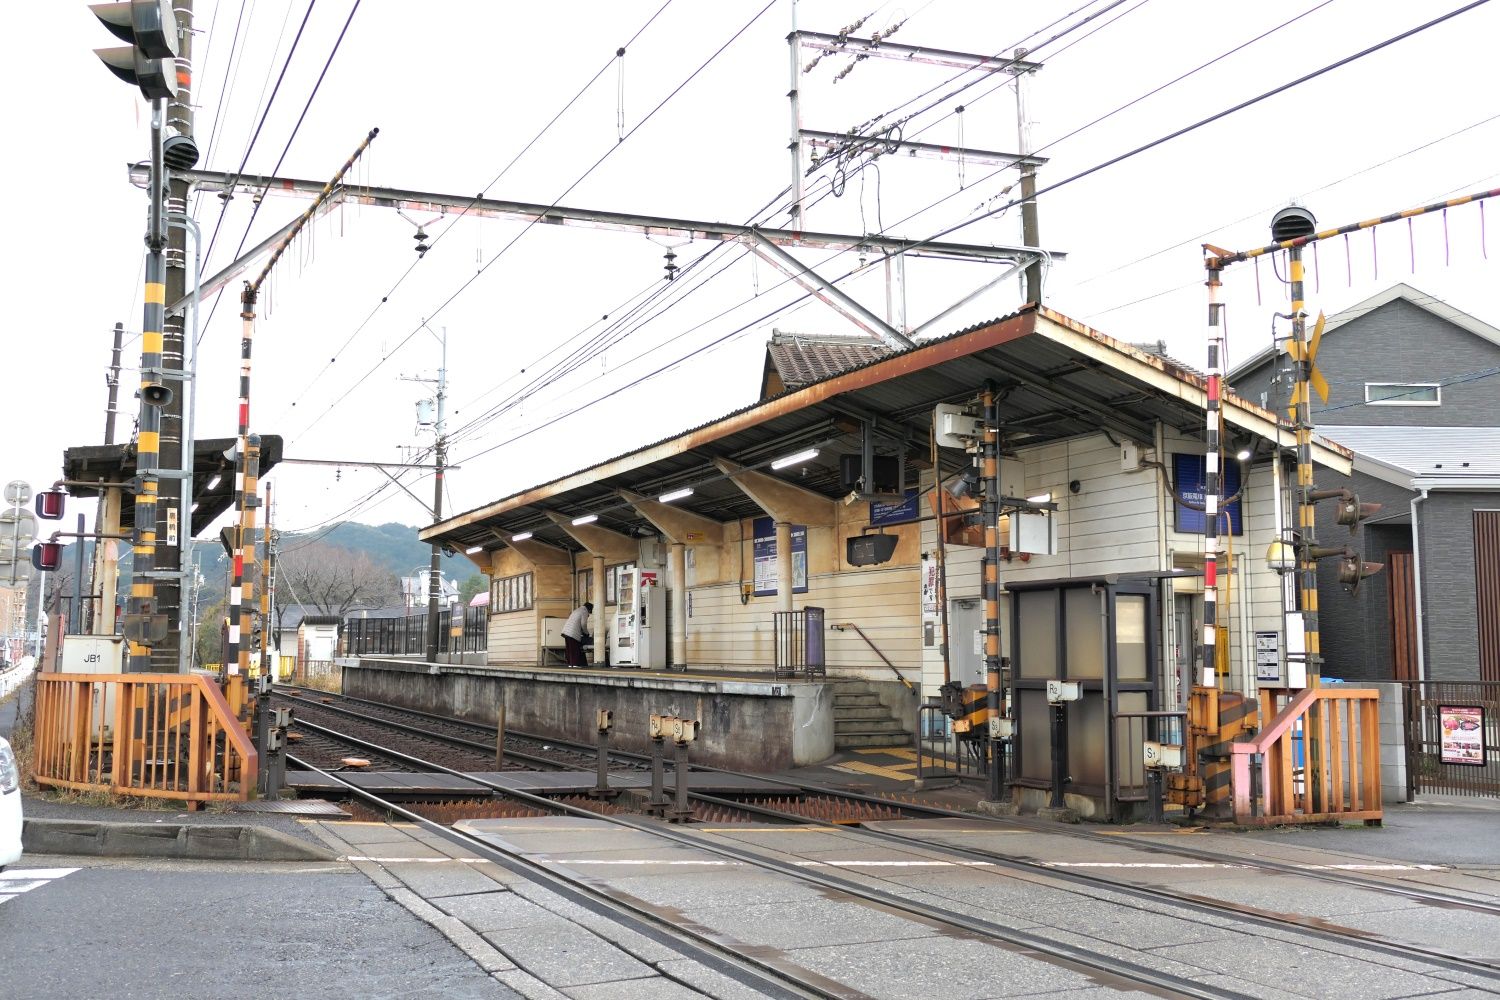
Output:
top-left (1172, 453), bottom-right (1244, 534)
top-left (1438, 705), bottom-right (1486, 766)
top-left (921, 560), bottom-right (939, 621)
top-left (1254, 630), bottom-right (1281, 683)
top-left (753, 517), bottom-right (808, 596)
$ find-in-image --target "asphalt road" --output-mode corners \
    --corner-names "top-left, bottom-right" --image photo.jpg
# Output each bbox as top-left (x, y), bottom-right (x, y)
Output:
top-left (0, 854), bottom-right (521, 1000)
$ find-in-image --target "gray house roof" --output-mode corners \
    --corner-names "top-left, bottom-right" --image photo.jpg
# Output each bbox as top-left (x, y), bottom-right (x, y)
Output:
top-left (1227, 283), bottom-right (1500, 381)
top-left (1321, 425), bottom-right (1500, 487)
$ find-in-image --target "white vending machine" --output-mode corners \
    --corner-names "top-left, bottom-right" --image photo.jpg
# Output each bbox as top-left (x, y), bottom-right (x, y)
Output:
top-left (609, 567), bottom-right (667, 668)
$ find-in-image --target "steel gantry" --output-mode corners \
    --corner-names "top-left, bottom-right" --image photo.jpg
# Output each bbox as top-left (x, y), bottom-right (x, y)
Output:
top-left (130, 165), bottom-right (1065, 352)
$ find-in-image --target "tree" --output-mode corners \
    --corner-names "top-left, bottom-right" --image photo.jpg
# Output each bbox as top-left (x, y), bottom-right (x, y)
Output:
top-left (274, 543), bottom-right (400, 626)
top-left (458, 573), bottom-right (488, 606)
top-left (194, 598), bottom-right (225, 669)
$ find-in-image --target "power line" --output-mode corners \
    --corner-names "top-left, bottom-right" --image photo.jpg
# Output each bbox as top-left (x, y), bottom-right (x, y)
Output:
top-left (916, 1), bottom-right (1493, 249)
top-left (198, 0), bottom-right (363, 348)
top-left (287, 0), bottom-right (775, 443)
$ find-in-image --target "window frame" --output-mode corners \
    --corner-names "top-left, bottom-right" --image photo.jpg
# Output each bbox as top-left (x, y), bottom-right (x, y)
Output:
top-left (489, 571), bottom-right (535, 614)
top-left (1365, 382), bottom-right (1441, 406)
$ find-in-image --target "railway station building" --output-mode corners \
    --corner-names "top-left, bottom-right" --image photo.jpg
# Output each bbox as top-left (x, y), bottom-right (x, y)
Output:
top-left (395, 305), bottom-right (1354, 811)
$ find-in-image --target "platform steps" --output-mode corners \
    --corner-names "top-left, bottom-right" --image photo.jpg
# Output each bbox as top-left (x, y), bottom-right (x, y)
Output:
top-left (832, 681), bottom-right (911, 750)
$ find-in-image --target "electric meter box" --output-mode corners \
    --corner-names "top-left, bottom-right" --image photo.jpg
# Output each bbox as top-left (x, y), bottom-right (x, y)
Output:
top-left (608, 566), bottom-right (667, 668)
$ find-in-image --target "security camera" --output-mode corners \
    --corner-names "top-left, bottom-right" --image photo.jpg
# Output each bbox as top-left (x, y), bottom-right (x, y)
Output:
top-left (163, 127), bottom-right (199, 171)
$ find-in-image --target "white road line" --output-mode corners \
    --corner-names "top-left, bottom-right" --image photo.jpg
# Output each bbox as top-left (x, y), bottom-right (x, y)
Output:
top-left (344, 856), bottom-right (492, 864)
top-left (0, 868), bottom-right (81, 881)
top-left (0, 867), bottom-right (79, 907)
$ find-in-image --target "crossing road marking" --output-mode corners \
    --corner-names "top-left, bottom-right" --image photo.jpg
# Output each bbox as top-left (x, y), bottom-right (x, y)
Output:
top-left (0, 867), bottom-right (80, 905)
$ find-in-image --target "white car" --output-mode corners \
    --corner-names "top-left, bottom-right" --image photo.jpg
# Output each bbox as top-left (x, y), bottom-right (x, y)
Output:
top-left (0, 736), bottom-right (21, 870)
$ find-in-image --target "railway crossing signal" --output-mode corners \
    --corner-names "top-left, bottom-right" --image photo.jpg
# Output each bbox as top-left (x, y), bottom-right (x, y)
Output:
top-left (90, 0), bottom-right (179, 101)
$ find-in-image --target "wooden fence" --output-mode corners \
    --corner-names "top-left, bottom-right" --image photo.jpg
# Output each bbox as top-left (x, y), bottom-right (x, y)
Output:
top-left (32, 672), bottom-right (258, 809)
top-left (1229, 686), bottom-right (1382, 825)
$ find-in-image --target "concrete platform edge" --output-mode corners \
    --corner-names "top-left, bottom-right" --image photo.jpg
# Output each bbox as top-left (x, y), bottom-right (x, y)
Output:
top-left (21, 817), bottom-right (336, 862)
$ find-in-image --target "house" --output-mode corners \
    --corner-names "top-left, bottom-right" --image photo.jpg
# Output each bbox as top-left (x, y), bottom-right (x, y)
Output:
top-left (1229, 284), bottom-right (1500, 684)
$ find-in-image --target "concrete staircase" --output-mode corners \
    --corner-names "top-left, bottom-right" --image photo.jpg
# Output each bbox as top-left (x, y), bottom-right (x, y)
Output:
top-left (832, 681), bottom-right (912, 750)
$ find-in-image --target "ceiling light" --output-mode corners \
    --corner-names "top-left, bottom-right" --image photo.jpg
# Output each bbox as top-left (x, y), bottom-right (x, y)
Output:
top-left (658, 487), bottom-right (694, 503)
top-left (571, 513), bottom-right (599, 526)
top-left (1027, 493), bottom-right (1052, 504)
top-left (771, 447), bottom-right (819, 471)
top-left (206, 475), bottom-right (221, 490)
top-left (1235, 448), bottom-right (1252, 461)
top-left (511, 531), bottom-right (533, 542)
top-left (465, 545), bottom-right (483, 554)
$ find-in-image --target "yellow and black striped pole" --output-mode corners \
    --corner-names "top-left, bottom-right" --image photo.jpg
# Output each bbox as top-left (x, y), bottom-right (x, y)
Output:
top-left (1286, 247), bottom-right (1320, 683)
top-left (260, 481), bottom-right (273, 679)
top-left (980, 383), bottom-right (1005, 801)
top-left (126, 99), bottom-right (171, 672)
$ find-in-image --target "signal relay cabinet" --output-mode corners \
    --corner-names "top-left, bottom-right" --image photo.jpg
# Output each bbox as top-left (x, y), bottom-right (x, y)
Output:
top-left (608, 567), bottom-right (667, 668)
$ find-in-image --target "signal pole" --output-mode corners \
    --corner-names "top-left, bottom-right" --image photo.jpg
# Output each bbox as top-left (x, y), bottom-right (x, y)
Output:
top-left (156, 0), bottom-right (194, 671)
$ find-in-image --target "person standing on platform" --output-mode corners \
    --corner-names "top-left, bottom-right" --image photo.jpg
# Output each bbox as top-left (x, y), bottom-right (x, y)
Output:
top-left (562, 602), bottom-right (593, 667)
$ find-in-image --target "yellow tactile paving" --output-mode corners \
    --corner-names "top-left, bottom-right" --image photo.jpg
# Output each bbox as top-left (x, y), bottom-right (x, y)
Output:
top-left (830, 759), bottom-right (924, 782)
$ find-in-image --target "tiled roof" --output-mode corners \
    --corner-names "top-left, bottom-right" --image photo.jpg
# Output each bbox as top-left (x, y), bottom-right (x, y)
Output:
top-left (1322, 425), bottom-right (1500, 478)
top-left (767, 331), bottom-right (889, 389)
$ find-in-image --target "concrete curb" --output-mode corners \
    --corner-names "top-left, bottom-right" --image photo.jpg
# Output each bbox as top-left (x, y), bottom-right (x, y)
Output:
top-left (22, 818), bottom-right (336, 862)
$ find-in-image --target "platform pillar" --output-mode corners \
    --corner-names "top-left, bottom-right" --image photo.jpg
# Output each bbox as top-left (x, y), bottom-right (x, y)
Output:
top-left (669, 542), bottom-right (687, 670)
top-left (591, 554), bottom-right (606, 666)
top-left (775, 521), bottom-right (793, 614)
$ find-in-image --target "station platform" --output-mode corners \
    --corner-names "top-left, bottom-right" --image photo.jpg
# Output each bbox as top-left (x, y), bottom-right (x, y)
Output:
top-left (341, 656), bottom-right (918, 772)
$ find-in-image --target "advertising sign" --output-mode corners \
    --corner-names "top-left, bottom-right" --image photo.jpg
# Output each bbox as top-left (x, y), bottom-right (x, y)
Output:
top-left (753, 517), bottom-right (807, 596)
top-left (1438, 705), bottom-right (1486, 767)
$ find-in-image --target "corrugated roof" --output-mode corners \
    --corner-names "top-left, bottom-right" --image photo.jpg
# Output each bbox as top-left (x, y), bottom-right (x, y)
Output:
top-left (1322, 425), bottom-right (1500, 477)
top-left (767, 331), bottom-right (889, 389)
top-left (422, 305), bottom-right (1355, 551)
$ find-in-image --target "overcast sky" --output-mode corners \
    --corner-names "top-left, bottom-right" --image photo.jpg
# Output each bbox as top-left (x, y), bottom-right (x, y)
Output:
top-left (5, 0), bottom-right (1497, 547)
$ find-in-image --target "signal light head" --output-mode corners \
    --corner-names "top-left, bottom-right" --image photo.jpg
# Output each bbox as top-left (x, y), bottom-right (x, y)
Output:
top-left (31, 541), bottom-right (62, 572)
top-left (35, 490), bottom-right (66, 521)
top-left (1337, 494), bottom-right (1383, 532)
top-left (1338, 554), bottom-right (1384, 595)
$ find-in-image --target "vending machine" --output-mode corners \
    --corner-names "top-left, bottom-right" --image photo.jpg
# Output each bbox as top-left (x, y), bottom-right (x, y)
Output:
top-left (609, 567), bottom-right (667, 668)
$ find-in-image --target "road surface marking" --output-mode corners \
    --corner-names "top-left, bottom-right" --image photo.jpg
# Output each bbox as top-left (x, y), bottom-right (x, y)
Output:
top-left (0, 867), bottom-right (79, 906)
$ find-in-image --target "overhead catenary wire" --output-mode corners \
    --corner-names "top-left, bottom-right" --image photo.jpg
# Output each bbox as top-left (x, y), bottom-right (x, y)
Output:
top-left (274, 0), bottom-right (678, 421)
top-left (198, 0), bottom-right (363, 348)
top-left (283, 6), bottom-right (1486, 531)
top-left (288, 0), bottom-right (776, 443)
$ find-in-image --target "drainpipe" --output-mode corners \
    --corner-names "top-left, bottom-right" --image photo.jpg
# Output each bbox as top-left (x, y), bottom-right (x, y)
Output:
top-left (1410, 490), bottom-right (1428, 683)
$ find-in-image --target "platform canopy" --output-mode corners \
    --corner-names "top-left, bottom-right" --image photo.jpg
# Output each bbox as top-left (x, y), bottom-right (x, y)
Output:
top-left (421, 307), bottom-right (1351, 554)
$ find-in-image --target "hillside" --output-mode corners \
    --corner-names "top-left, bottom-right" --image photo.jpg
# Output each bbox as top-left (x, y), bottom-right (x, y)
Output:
top-left (52, 521), bottom-right (477, 604)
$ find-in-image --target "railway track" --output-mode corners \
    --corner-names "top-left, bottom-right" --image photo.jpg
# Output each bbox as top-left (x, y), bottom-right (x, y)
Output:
top-left (289, 724), bottom-right (1246, 999)
top-left (282, 700), bottom-right (1498, 996)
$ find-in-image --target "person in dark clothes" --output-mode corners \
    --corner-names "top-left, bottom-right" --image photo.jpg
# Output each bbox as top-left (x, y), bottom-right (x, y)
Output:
top-left (562, 602), bottom-right (593, 667)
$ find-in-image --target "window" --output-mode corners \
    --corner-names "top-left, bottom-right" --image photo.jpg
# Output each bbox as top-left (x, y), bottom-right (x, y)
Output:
top-left (575, 568), bottom-right (593, 607)
top-left (489, 572), bottom-right (533, 613)
top-left (1366, 382), bottom-right (1440, 406)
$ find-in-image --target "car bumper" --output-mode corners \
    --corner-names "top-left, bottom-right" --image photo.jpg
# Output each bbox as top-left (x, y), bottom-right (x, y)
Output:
top-left (0, 788), bottom-right (22, 867)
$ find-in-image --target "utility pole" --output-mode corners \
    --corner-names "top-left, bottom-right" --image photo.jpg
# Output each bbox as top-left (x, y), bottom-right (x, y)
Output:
top-left (1014, 48), bottom-right (1042, 304)
top-left (423, 329), bottom-right (448, 663)
top-left (156, 0), bottom-right (194, 671)
top-left (93, 323), bottom-right (126, 636)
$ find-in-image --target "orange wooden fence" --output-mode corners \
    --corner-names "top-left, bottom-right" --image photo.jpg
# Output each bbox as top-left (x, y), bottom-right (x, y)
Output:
top-left (1230, 686), bottom-right (1382, 826)
top-left (32, 673), bottom-right (258, 809)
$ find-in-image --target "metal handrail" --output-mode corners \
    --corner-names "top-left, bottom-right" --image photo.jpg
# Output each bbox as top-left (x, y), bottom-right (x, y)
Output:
top-left (830, 622), bottom-right (912, 689)
top-left (32, 672), bottom-right (258, 807)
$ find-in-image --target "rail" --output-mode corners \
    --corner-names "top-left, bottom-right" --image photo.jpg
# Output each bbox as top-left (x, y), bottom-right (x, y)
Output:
top-left (32, 672), bottom-right (258, 809)
top-left (830, 622), bottom-right (912, 689)
top-left (1229, 686), bottom-right (1381, 826)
